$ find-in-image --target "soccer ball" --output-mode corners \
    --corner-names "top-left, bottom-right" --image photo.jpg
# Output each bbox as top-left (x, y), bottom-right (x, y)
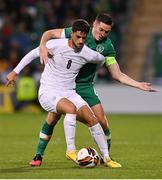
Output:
top-left (77, 147), bottom-right (99, 168)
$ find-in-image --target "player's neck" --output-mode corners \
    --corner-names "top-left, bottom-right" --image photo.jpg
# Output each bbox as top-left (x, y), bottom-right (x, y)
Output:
top-left (68, 39), bottom-right (81, 52)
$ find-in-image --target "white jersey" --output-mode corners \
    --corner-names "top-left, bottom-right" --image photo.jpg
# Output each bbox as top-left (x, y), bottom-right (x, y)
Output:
top-left (14, 39), bottom-right (104, 92)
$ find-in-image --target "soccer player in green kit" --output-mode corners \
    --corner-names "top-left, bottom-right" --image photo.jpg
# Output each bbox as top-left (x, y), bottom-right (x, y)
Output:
top-left (30, 13), bottom-right (156, 167)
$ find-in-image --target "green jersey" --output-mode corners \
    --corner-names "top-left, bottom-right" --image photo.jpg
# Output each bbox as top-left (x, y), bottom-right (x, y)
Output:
top-left (64, 27), bottom-right (116, 84)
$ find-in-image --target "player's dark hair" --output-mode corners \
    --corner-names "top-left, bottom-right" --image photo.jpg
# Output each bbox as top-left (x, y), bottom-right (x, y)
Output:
top-left (96, 12), bottom-right (113, 26)
top-left (72, 19), bottom-right (90, 34)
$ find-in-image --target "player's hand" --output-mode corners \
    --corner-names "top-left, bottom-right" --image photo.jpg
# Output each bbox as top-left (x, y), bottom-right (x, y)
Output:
top-left (139, 82), bottom-right (158, 92)
top-left (39, 45), bottom-right (48, 64)
top-left (6, 71), bottom-right (17, 87)
top-left (39, 46), bottom-right (53, 65)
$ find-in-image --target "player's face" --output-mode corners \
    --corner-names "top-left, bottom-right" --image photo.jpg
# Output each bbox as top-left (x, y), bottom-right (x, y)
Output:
top-left (92, 21), bottom-right (112, 41)
top-left (71, 31), bottom-right (87, 49)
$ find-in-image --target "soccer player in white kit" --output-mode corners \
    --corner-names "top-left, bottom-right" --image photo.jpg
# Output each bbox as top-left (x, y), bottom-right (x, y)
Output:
top-left (7, 19), bottom-right (121, 168)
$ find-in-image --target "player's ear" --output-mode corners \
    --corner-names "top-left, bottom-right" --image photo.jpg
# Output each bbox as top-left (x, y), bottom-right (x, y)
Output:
top-left (93, 21), bottom-right (96, 27)
top-left (70, 32), bottom-right (75, 39)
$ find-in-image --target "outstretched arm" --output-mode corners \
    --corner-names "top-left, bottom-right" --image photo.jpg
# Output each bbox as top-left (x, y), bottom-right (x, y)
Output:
top-left (39, 29), bottom-right (63, 64)
top-left (107, 62), bottom-right (158, 92)
top-left (6, 48), bottom-right (39, 86)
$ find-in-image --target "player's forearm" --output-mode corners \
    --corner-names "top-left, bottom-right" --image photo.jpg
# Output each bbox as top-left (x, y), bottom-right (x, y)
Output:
top-left (40, 29), bottom-right (63, 47)
top-left (108, 63), bottom-right (141, 89)
top-left (109, 65), bottom-right (156, 92)
top-left (14, 48), bottom-right (39, 74)
top-left (117, 73), bottom-right (141, 89)
top-left (40, 31), bottom-right (53, 47)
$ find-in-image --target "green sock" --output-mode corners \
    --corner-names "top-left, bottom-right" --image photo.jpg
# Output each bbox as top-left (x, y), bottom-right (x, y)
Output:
top-left (104, 128), bottom-right (111, 151)
top-left (36, 121), bottom-right (55, 156)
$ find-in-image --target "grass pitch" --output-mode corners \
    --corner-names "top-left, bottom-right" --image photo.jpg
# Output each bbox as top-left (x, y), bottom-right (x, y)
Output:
top-left (0, 113), bottom-right (162, 179)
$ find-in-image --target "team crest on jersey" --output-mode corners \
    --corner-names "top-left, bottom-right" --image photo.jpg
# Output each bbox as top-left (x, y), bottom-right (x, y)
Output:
top-left (96, 44), bottom-right (104, 53)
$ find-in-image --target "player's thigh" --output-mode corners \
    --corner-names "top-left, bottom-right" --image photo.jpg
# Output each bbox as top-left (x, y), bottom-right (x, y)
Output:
top-left (76, 84), bottom-right (101, 107)
top-left (76, 85), bottom-right (105, 126)
top-left (56, 98), bottom-right (77, 114)
top-left (91, 104), bottom-right (109, 129)
top-left (68, 93), bottom-right (98, 126)
top-left (39, 90), bottom-right (76, 114)
top-left (77, 105), bottom-right (98, 127)
top-left (69, 92), bottom-right (87, 111)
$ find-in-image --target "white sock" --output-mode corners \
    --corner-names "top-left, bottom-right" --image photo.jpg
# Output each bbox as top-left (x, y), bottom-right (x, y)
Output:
top-left (89, 123), bottom-right (110, 161)
top-left (64, 114), bottom-right (77, 152)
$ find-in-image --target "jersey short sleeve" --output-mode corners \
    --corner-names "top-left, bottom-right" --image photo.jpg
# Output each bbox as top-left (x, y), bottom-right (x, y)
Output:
top-left (83, 45), bottom-right (105, 63)
top-left (102, 39), bottom-right (117, 67)
top-left (102, 39), bottom-right (116, 57)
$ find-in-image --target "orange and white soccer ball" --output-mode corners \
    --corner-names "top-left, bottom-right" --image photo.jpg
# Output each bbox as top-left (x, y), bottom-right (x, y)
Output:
top-left (77, 147), bottom-right (99, 168)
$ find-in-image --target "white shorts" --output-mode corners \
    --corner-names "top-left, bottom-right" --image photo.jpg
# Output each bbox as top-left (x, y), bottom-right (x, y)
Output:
top-left (38, 88), bottom-right (87, 113)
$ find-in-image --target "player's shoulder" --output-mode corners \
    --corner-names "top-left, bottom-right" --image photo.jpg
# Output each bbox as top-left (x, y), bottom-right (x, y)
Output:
top-left (64, 27), bottom-right (72, 31)
top-left (82, 44), bottom-right (98, 55)
top-left (82, 44), bottom-right (104, 60)
top-left (100, 37), bottom-right (115, 54)
top-left (46, 39), bottom-right (68, 48)
top-left (104, 37), bottom-right (113, 45)
top-left (64, 27), bottom-right (72, 38)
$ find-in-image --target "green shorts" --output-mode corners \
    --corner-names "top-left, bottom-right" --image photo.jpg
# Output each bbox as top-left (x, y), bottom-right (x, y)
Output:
top-left (76, 83), bottom-right (101, 107)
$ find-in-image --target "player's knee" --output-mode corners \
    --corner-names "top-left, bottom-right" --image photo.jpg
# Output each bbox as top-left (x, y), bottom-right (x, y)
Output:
top-left (99, 119), bottom-right (108, 129)
top-left (67, 104), bottom-right (77, 114)
top-left (96, 115), bottom-right (108, 129)
top-left (46, 113), bottom-right (60, 126)
top-left (57, 100), bottom-right (77, 114)
top-left (87, 115), bottom-right (98, 127)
